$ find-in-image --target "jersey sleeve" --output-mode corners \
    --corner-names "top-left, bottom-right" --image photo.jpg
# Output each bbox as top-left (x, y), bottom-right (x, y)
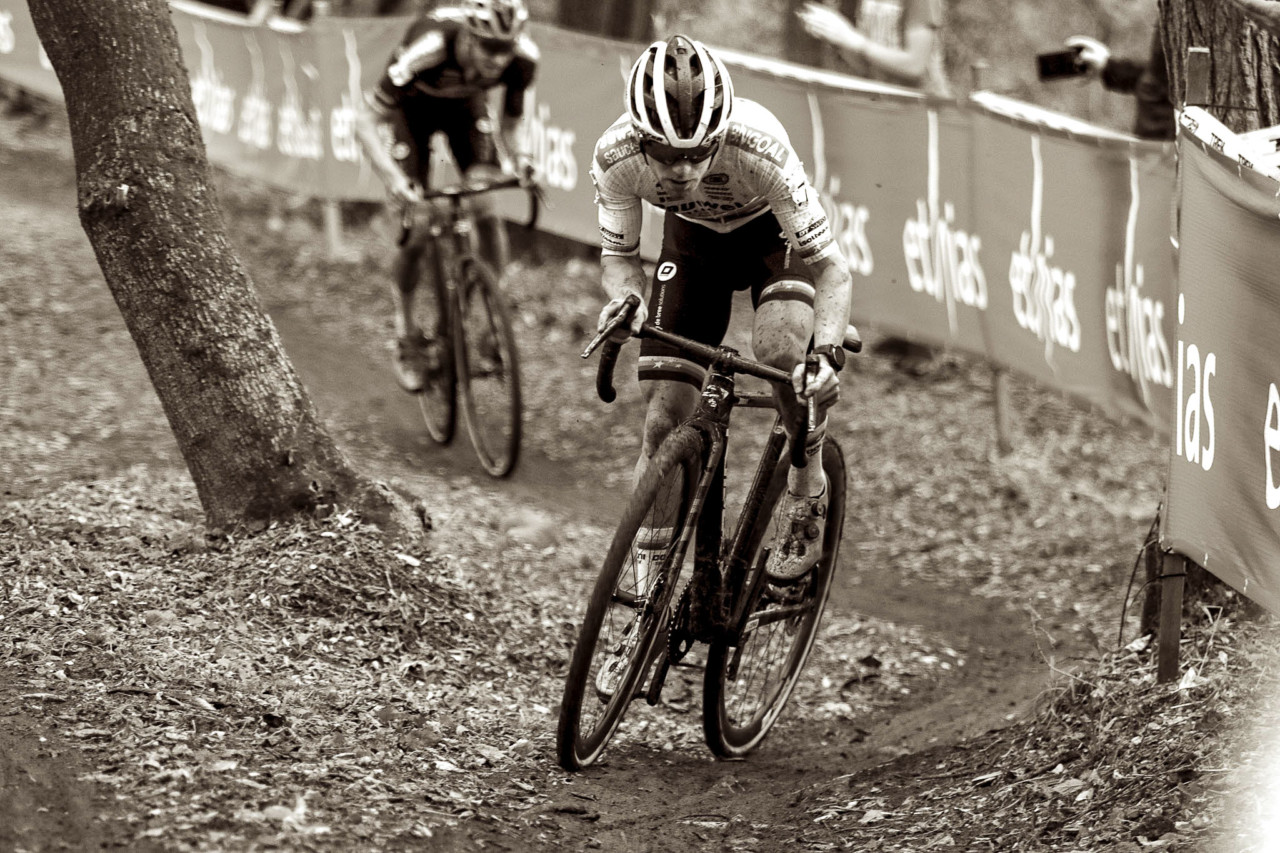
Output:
top-left (770, 166), bottom-right (835, 265)
top-left (367, 22), bottom-right (445, 116)
top-left (590, 118), bottom-right (646, 257)
top-left (728, 110), bottom-right (836, 265)
top-left (500, 36), bottom-right (538, 118)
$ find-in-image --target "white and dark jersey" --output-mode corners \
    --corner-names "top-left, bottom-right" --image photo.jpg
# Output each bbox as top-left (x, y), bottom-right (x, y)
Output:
top-left (589, 98), bottom-right (836, 265)
top-left (368, 8), bottom-right (538, 120)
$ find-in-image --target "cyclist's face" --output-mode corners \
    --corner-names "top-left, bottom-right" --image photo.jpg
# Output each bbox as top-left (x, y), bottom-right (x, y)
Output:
top-left (464, 31), bottom-right (515, 77)
top-left (644, 150), bottom-right (717, 200)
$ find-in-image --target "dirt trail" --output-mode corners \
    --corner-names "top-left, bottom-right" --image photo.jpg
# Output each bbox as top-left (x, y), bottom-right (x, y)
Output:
top-left (0, 120), bottom-right (1083, 851)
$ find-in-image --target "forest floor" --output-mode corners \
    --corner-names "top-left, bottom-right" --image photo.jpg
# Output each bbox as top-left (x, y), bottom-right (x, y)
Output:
top-left (2, 108), bottom-right (1280, 853)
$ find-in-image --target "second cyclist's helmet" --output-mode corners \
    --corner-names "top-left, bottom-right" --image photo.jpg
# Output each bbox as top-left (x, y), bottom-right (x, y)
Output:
top-left (461, 0), bottom-right (528, 41)
top-left (626, 34), bottom-right (734, 148)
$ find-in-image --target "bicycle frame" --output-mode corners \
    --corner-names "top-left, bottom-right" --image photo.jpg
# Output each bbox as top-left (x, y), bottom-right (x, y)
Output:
top-left (631, 341), bottom-right (810, 703)
top-left (406, 174), bottom-right (540, 292)
top-left (403, 175), bottom-right (539, 476)
top-left (559, 295), bottom-right (861, 767)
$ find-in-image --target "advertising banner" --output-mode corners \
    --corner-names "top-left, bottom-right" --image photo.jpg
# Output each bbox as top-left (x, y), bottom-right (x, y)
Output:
top-left (0, 0), bottom-right (1180, 437)
top-left (970, 106), bottom-right (1178, 433)
top-left (1162, 112), bottom-right (1280, 616)
top-left (0, 0), bottom-right (58, 98)
top-left (172, 9), bottom-right (329, 193)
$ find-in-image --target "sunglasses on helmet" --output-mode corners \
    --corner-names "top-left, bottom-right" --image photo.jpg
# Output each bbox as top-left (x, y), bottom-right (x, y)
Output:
top-left (641, 137), bottom-right (720, 166)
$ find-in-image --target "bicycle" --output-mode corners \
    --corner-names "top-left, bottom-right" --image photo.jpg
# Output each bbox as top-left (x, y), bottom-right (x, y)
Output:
top-left (557, 294), bottom-right (861, 770)
top-left (405, 174), bottom-right (541, 478)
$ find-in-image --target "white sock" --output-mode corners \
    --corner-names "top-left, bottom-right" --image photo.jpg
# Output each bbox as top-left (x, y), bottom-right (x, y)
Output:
top-left (635, 526), bottom-right (675, 550)
top-left (787, 418), bottom-right (827, 497)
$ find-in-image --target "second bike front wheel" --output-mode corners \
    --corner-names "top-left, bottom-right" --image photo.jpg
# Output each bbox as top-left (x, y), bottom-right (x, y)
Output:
top-left (412, 255), bottom-right (458, 446)
top-left (702, 440), bottom-right (847, 759)
top-left (455, 257), bottom-right (522, 477)
top-left (556, 426), bottom-right (704, 771)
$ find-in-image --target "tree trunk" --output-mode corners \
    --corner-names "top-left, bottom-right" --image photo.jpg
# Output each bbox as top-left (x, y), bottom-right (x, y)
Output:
top-left (1161, 0), bottom-right (1280, 132)
top-left (25, 0), bottom-right (418, 537)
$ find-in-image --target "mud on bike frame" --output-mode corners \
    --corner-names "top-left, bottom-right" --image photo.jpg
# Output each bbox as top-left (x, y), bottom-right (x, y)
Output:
top-left (586, 294), bottom-right (860, 659)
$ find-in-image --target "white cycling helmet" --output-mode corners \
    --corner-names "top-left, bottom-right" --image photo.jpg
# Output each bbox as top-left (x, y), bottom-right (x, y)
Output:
top-left (626, 34), bottom-right (734, 149)
top-left (461, 0), bottom-right (529, 41)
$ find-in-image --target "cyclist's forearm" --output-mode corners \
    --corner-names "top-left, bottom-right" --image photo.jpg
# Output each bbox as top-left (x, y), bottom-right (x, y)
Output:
top-left (600, 254), bottom-right (647, 302)
top-left (355, 106), bottom-right (407, 190)
top-left (811, 256), bottom-right (853, 349)
top-left (499, 115), bottom-right (525, 163)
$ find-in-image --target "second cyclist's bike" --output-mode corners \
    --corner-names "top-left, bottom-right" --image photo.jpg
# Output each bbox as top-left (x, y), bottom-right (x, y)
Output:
top-left (557, 295), bottom-right (861, 770)
top-left (406, 175), bottom-right (539, 478)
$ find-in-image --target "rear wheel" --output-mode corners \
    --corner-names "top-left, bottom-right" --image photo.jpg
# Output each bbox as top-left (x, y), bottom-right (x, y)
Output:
top-left (455, 257), bottom-right (522, 477)
top-left (412, 257), bottom-right (457, 445)
top-left (557, 426), bottom-right (704, 771)
top-left (702, 441), bottom-right (847, 759)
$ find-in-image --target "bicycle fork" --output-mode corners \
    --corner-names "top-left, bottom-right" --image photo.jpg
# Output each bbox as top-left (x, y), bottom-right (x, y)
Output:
top-left (640, 428), bottom-right (727, 706)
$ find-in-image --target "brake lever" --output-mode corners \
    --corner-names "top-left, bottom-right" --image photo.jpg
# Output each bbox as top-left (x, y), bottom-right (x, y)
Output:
top-left (790, 357), bottom-right (821, 469)
top-left (581, 293), bottom-right (641, 359)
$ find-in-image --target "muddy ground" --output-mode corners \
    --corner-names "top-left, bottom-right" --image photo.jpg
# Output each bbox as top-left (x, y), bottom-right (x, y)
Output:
top-left (5, 107), bottom-right (1255, 853)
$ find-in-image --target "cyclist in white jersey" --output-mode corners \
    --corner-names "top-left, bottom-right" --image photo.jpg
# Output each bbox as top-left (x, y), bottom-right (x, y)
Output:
top-left (592, 34), bottom-right (854, 582)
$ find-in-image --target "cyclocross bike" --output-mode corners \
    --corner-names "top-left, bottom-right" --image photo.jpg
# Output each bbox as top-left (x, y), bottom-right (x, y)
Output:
top-left (406, 174), bottom-right (542, 478)
top-left (557, 294), bottom-right (861, 770)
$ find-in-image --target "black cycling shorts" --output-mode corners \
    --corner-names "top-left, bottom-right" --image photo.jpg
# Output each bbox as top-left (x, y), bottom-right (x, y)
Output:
top-left (639, 212), bottom-right (816, 388)
top-left (388, 96), bottom-right (500, 186)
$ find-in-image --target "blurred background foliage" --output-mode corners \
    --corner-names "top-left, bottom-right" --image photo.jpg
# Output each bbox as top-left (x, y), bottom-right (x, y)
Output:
top-left (521, 0), bottom-right (1163, 135)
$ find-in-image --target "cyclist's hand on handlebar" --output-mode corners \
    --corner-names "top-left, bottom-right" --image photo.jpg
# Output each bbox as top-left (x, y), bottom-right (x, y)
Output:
top-left (598, 292), bottom-right (647, 341)
top-left (514, 155), bottom-right (538, 184)
top-left (791, 353), bottom-right (840, 402)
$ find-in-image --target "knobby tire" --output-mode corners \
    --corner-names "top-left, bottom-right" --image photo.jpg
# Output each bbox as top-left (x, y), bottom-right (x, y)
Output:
top-left (556, 426), bottom-right (705, 771)
top-left (455, 256), bottom-right (522, 477)
top-left (414, 250), bottom-right (458, 445)
top-left (702, 440), bottom-right (847, 759)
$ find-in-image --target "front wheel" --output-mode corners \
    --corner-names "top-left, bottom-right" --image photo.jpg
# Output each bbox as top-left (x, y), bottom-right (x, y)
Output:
top-left (702, 440), bottom-right (847, 759)
top-left (455, 257), bottom-right (522, 477)
top-left (556, 426), bottom-right (705, 771)
top-left (412, 253), bottom-right (458, 446)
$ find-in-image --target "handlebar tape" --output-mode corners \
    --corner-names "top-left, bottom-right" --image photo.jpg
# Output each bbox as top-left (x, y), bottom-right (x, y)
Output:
top-left (596, 339), bottom-right (622, 403)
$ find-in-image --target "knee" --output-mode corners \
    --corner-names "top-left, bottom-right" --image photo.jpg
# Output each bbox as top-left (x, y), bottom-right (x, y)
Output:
top-left (756, 334), bottom-right (806, 372)
top-left (642, 406), bottom-right (683, 453)
top-left (641, 389), bottom-right (696, 453)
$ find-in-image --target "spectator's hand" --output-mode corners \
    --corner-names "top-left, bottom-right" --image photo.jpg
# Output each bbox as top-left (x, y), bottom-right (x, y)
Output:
top-left (1065, 35), bottom-right (1110, 74)
top-left (797, 2), bottom-right (867, 54)
top-left (389, 174), bottom-right (422, 206)
top-left (791, 353), bottom-right (840, 402)
top-left (597, 292), bottom-right (647, 341)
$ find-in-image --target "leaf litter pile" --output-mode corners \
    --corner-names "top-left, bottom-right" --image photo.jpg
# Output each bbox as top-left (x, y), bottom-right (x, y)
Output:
top-left (4, 108), bottom-right (1280, 851)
